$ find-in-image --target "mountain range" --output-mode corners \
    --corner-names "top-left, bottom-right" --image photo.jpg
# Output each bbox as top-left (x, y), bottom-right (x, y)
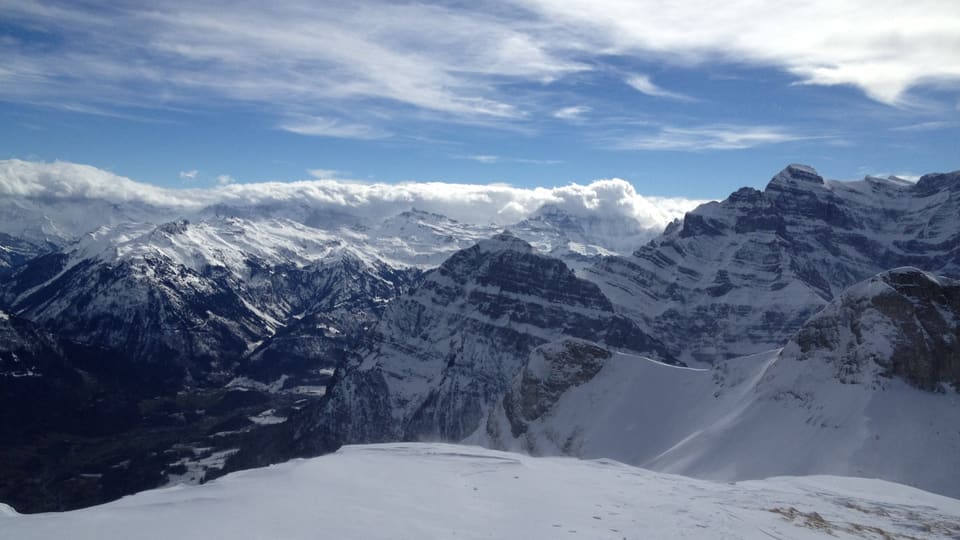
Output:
top-left (1, 161), bottom-right (958, 513)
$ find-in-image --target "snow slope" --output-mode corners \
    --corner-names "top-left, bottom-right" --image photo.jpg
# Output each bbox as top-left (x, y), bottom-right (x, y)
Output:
top-left (479, 345), bottom-right (960, 498)
top-left (4, 443), bottom-right (959, 540)
top-left (477, 265), bottom-right (960, 497)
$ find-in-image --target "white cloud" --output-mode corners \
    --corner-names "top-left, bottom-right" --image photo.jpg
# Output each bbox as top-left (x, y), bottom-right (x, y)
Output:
top-left (457, 155), bottom-right (563, 165)
top-left (216, 174), bottom-right (235, 186)
top-left (553, 105), bottom-right (591, 120)
top-left (614, 124), bottom-right (804, 151)
top-left (513, 158), bottom-right (563, 165)
top-left (0, 1), bottom-right (581, 126)
top-left (0, 159), bottom-right (704, 231)
top-left (625, 74), bottom-right (695, 102)
top-left (519, 0), bottom-right (960, 105)
top-left (3, 0), bottom-right (953, 138)
top-left (307, 169), bottom-right (340, 179)
top-left (179, 169), bottom-right (198, 180)
top-left (463, 155), bottom-right (500, 164)
top-left (278, 116), bottom-right (389, 140)
top-left (889, 121), bottom-right (959, 132)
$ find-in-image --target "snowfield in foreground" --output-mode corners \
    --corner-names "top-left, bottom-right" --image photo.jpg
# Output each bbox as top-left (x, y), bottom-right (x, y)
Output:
top-left (4, 443), bottom-right (959, 539)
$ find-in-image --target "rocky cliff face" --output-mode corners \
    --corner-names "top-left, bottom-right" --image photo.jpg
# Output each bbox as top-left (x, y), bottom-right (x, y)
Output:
top-left (784, 267), bottom-right (960, 391)
top-left (274, 233), bottom-right (675, 456)
top-left (497, 339), bottom-right (611, 443)
top-left (588, 165), bottom-right (960, 362)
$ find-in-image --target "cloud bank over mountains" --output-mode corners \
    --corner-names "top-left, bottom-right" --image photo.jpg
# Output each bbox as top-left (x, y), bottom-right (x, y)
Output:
top-left (0, 160), bottom-right (704, 230)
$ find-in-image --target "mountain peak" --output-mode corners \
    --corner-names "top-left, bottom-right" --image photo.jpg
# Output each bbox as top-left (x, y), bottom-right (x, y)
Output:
top-left (474, 231), bottom-right (533, 254)
top-left (154, 219), bottom-right (190, 236)
top-left (875, 266), bottom-right (946, 288)
top-left (915, 170), bottom-right (960, 194)
top-left (768, 164), bottom-right (824, 188)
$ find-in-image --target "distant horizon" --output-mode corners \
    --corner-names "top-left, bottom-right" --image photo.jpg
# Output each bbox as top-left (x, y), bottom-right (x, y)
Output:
top-left (2, 1), bottom-right (958, 200)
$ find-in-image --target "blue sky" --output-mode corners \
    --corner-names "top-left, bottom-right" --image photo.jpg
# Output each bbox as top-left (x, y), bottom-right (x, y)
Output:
top-left (1, 0), bottom-right (958, 199)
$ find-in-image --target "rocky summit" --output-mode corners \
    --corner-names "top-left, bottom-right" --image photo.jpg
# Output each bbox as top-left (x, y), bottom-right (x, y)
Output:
top-left (587, 165), bottom-right (960, 362)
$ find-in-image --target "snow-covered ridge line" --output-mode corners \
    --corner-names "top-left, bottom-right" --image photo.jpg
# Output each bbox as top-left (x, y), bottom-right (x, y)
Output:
top-left (4, 443), bottom-right (959, 540)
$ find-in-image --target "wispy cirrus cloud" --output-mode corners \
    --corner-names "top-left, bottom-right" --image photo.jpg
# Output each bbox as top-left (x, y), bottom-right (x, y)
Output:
top-left (462, 155), bottom-right (501, 164)
top-left (0, 0), bottom-right (580, 133)
top-left (457, 155), bottom-right (562, 165)
top-left (889, 121), bottom-right (959, 132)
top-left (2, 0), bottom-right (955, 135)
top-left (612, 124), bottom-right (805, 151)
top-left (625, 74), bottom-right (696, 102)
top-left (307, 169), bottom-right (340, 180)
top-left (278, 116), bottom-right (389, 140)
top-left (0, 0), bottom-right (956, 192)
top-left (553, 105), bottom-right (592, 120)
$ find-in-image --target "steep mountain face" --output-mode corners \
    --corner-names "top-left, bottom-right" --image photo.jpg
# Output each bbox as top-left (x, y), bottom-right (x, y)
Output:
top-left (494, 339), bottom-right (612, 445)
top-left (785, 267), bottom-right (960, 391)
top-left (0, 310), bottom-right (139, 441)
top-left (0, 310), bottom-right (181, 511)
top-left (477, 268), bottom-right (960, 497)
top-left (240, 255), bottom-right (419, 387)
top-left (0, 232), bottom-right (56, 277)
top-left (589, 165), bottom-right (960, 362)
top-left (273, 233), bottom-right (674, 458)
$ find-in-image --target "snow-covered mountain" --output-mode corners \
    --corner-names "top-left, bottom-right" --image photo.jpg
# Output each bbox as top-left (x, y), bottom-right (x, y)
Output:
top-left (5, 442), bottom-right (960, 540)
top-left (0, 217), bottom-right (419, 385)
top-left (0, 159), bottom-right (690, 389)
top-left (511, 203), bottom-right (660, 271)
top-left (0, 159), bottom-right (697, 269)
top-left (477, 268), bottom-right (960, 497)
top-left (588, 164), bottom-right (960, 362)
top-left (0, 233), bottom-right (56, 276)
top-left (279, 232), bottom-right (675, 455)
top-left (4, 159), bottom-right (960, 515)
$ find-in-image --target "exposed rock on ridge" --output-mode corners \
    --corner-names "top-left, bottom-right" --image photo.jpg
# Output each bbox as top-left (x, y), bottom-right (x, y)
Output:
top-left (785, 267), bottom-right (960, 390)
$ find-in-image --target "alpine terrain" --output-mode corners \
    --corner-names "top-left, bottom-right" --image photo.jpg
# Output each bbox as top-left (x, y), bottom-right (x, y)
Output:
top-left (1, 161), bottom-right (959, 531)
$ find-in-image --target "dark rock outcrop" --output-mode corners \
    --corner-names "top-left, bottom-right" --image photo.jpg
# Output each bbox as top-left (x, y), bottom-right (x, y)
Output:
top-left (501, 339), bottom-right (611, 438)
top-left (786, 267), bottom-right (960, 390)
